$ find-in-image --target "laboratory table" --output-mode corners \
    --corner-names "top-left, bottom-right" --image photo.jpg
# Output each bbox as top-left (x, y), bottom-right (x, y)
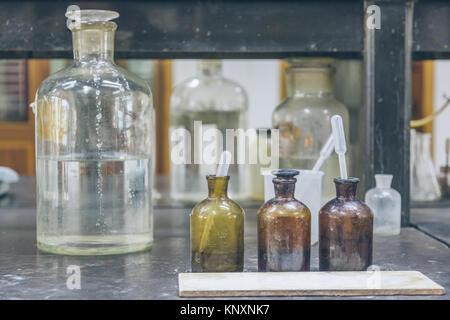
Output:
top-left (0, 177), bottom-right (449, 300)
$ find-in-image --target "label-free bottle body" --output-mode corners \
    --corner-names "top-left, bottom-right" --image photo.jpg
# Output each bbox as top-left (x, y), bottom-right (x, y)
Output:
top-left (319, 178), bottom-right (373, 271)
top-left (191, 175), bottom-right (244, 272)
top-left (258, 170), bottom-right (311, 272)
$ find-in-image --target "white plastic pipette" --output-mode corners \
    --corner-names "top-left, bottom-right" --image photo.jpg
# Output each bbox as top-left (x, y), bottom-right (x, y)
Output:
top-left (216, 151), bottom-right (232, 177)
top-left (312, 134), bottom-right (334, 172)
top-left (331, 115), bottom-right (348, 179)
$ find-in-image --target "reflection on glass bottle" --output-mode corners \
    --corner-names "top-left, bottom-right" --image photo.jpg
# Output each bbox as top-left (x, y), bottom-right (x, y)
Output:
top-left (258, 170), bottom-right (311, 272)
top-left (410, 130), bottom-right (441, 201)
top-left (365, 174), bottom-right (401, 235)
top-left (170, 60), bottom-right (249, 203)
top-left (190, 175), bottom-right (244, 272)
top-left (319, 178), bottom-right (373, 271)
top-left (272, 58), bottom-right (350, 202)
top-left (34, 10), bottom-right (154, 255)
top-left (124, 59), bottom-right (159, 201)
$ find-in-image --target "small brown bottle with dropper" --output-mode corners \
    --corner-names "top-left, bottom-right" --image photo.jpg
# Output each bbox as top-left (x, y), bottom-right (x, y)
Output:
top-left (258, 169), bottom-right (311, 272)
top-left (319, 114), bottom-right (374, 271)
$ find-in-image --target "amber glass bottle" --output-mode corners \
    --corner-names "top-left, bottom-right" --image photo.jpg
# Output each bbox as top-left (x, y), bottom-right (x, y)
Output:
top-left (319, 178), bottom-right (373, 271)
top-left (258, 170), bottom-right (311, 272)
top-left (190, 175), bottom-right (244, 272)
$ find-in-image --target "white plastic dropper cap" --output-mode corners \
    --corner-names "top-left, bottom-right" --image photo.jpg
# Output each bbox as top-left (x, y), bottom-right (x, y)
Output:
top-left (216, 151), bottom-right (232, 177)
top-left (0, 167), bottom-right (19, 183)
top-left (312, 134), bottom-right (334, 172)
top-left (331, 115), bottom-right (348, 179)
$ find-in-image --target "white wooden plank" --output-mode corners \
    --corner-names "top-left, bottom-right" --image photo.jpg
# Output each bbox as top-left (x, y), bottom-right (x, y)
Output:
top-left (178, 271), bottom-right (445, 297)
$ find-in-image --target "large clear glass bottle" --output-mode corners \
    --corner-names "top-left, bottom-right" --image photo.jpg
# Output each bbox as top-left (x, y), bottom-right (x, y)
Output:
top-left (170, 60), bottom-right (249, 203)
top-left (190, 175), bottom-right (244, 272)
top-left (34, 10), bottom-right (154, 255)
top-left (273, 58), bottom-right (349, 202)
top-left (365, 174), bottom-right (401, 235)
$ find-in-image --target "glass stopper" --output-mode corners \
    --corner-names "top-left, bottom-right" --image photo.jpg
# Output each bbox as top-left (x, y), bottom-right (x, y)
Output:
top-left (272, 169), bottom-right (300, 180)
top-left (66, 9), bottom-right (119, 23)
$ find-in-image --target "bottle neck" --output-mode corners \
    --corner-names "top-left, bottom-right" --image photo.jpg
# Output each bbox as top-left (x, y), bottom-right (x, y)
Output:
top-left (207, 176), bottom-right (229, 198)
top-left (197, 60), bottom-right (223, 77)
top-left (375, 174), bottom-right (393, 189)
top-left (274, 179), bottom-right (296, 199)
top-left (72, 23), bottom-right (115, 62)
top-left (335, 178), bottom-right (359, 200)
top-left (286, 67), bottom-right (333, 97)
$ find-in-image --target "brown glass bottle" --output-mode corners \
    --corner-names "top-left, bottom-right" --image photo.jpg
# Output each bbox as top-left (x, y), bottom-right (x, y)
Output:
top-left (190, 175), bottom-right (244, 272)
top-left (319, 178), bottom-right (373, 271)
top-left (258, 170), bottom-right (311, 272)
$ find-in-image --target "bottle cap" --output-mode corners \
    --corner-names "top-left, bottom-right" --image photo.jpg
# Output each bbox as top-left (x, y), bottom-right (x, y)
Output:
top-left (272, 169), bottom-right (300, 181)
top-left (66, 9), bottom-right (119, 23)
top-left (334, 177), bottom-right (359, 184)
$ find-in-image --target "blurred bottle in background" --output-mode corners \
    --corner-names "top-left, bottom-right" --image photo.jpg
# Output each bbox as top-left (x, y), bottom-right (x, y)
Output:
top-left (410, 129), bottom-right (442, 202)
top-left (273, 58), bottom-right (350, 202)
top-left (170, 60), bottom-right (249, 203)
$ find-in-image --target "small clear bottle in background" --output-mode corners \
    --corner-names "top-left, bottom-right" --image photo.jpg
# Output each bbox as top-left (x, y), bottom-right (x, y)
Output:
top-left (190, 175), bottom-right (245, 272)
top-left (258, 169), bottom-right (311, 272)
top-left (410, 129), bottom-right (442, 201)
top-left (170, 60), bottom-right (249, 203)
top-left (319, 178), bottom-right (373, 271)
top-left (365, 174), bottom-right (401, 235)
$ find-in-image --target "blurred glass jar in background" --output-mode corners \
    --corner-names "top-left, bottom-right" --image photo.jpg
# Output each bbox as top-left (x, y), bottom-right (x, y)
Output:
top-left (272, 58), bottom-right (350, 202)
top-left (170, 60), bottom-right (249, 203)
top-left (33, 10), bottom-right (154, 255)
top-left (410, 130), bottom-right (441, 202)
